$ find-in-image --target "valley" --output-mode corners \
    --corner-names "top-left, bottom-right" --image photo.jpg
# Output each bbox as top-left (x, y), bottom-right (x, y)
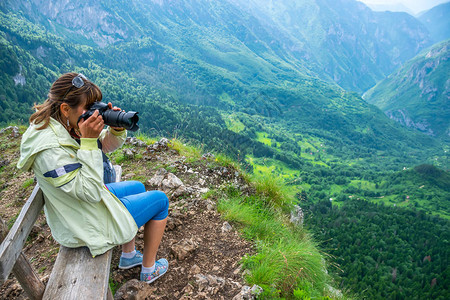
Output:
top-left (0, 0), bottom-right (449, 299)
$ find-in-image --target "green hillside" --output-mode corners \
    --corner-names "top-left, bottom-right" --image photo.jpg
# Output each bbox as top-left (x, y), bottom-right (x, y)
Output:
top-left (418, 2), bottom-right (450, 43)
top-left (1, 0), bottom-right (433, 93)
top-left (1, 11), bottom-right (448, 214)
top-left (364, 40), bottom-right (450, 141)
top-left (1, 2), bottom-right (450, 298)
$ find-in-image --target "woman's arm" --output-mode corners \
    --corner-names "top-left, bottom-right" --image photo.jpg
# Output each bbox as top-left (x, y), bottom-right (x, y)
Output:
top-left (99, 127), bottom-right (127, 153)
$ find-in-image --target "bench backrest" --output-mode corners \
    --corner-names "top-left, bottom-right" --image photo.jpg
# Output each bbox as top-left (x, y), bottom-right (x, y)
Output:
top-left (0, 185), bottom-right (44, 283)
top-left (1, 165), bottom-right (122, 299)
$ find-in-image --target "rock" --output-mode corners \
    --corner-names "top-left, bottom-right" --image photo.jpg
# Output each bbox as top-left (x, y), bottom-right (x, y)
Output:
top-left (0, 126), bottom-right (20, 138)
top-left (122, 148), bottom-right (135, 158)
top-left (290, 205), bottom-right (304, 227)
top-left (232, 284), bottom-right (263, 300)
top-left (125, 137), bottom-right (136, 144)
top-left (125, 137), bottom-right (146, 147)
top-left (146, 168), bottom-right (167, 187)
top-left (250, 285), bottom-right (263, 297)
top-left (172, 185), bottom-right (190, 198)
top-left (195, 274), bottom-right (226, 294)
top-left (114, 279), bottom-right (156, 300)
top-left (136, 140), bottom-right (147, 147)
top-left (147, 169), bottom-right (186, 196)
top-left (233, 266), bottom-right (241, 275)
top-left (327, 284), bottom-right (343, 298)
top-left (205, 200), bottom-right (215, 211)
top-left (162, 173), bottom-right (184, 190)
top-left (221, 221), bottom-right (233, 233)
top-left (195, 274), bottom-right (209, 292)
top-left (189, 264), bottom-right (201, 275)
top-left (122, 173), bottom-right (135, 180)
top-left (201, 152), bottom-right (215, 160)
top-left (152, 138), bottom-right (170, 152)
top-left (199, 187), bottom-right (209, 194)
top-left (170, 238), bottom-right (198, 260)
top-left (166, 216), bottom-right (183, 231)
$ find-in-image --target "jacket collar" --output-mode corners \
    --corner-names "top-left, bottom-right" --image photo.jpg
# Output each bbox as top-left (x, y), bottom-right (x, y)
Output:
top-left (48, 118), bottom-right (80, 149)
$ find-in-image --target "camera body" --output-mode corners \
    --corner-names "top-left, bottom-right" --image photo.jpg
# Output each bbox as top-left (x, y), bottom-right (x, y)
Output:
top-left (78, 101), bottom-right (139, 132)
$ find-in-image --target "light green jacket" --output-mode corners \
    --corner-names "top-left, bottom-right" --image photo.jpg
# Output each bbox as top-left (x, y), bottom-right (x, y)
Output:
top-left (17, 118), bottom-right (138, 256)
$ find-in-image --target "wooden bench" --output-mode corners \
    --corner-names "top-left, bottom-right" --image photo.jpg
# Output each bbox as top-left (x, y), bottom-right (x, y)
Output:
top-left (0, 166), bottom-right (122, 300)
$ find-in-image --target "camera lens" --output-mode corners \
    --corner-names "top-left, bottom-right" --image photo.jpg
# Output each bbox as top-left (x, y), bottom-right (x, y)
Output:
top-left (102, 110), bottom-right (139, 132)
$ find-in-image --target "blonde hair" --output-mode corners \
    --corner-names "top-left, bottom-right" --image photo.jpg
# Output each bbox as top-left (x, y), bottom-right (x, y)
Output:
top-left (30, 72), bottom-right (102, 130)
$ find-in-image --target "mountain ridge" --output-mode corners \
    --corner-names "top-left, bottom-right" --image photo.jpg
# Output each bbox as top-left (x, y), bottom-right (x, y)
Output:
top-left (418, 2), bottom-right (450, 43)
top-left (1, 0), bottom-right (433, 93)
top-left (1, 9), bottom-right (441, 171)
top-left (364, 39), bottom-right (450, 140)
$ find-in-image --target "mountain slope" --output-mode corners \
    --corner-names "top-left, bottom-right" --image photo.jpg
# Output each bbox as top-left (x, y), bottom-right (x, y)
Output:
top-left (418, 2), bottom-right (450, 43)
top-left (1, 10), bottom-right (443, 170)
top-left (1, 0), bottom-right (432, 93)
top-left (364, 40), bottom-right (450, 140)
top-left (230, 0), bottom-right (432, 92)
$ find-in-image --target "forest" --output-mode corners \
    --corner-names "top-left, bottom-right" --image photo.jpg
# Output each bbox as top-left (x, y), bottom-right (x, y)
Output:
top-left (0, 7), bottom-right (449, 299)
top-left (305, 199), bottom-right (449, 299)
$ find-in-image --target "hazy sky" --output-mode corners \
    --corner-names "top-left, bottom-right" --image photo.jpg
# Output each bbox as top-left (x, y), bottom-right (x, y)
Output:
top-left (358, 0), bottom-right (449, 14)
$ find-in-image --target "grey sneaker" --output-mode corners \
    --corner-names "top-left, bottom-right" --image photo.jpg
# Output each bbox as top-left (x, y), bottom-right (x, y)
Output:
top-left (140, 258), bottom-right (169, 283)
top-left (118, 250), bottom-right (143, 269)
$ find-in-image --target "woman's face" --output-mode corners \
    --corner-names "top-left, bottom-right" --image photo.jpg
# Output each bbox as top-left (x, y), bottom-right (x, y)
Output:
top-left (67, 96), bottom-right (88, 130)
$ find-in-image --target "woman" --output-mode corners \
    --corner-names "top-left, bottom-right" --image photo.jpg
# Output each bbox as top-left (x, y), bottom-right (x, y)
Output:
top-left (17, 72), bottom-right (169, 283)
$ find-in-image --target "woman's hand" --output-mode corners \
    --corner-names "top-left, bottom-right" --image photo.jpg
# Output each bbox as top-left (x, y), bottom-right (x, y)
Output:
top-left (108, 102), bottom-right (125, 131)
top-left (78, 110), bottom-right (104, 138)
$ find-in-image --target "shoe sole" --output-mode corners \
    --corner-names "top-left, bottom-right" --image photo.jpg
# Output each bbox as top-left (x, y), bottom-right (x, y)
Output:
top-left (118, 262), bottom-right (142, 269)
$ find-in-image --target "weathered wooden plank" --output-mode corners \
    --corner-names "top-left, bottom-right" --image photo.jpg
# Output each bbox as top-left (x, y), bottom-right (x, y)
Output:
top-left (42, 246), bottom-right (113, 300)
top-left (0, 217), bottom-right (45, 299)
top-left (107, 287), bottom-right (114, 300)
top-left (12, 253), bottom-right (45, 300)
top-left (0, 184), bottom-right (44, 283)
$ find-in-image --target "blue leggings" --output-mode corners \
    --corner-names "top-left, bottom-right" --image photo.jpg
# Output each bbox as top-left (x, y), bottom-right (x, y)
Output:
top-left (106, 181), bottom-right (169, 228)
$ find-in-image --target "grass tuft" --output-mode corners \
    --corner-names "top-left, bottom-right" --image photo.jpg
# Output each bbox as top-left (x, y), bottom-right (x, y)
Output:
top-left (22, 178), bottom-right (34, 189)
top-left (170, 138), bottom-right (202, 161)
top-left (252, 174), bottom-right (294, 210)
top-left (218, 193), bottom-right (337, 299)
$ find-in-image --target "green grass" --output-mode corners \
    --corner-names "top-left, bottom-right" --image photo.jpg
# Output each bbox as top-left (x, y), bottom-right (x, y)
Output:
top-left (256, 131), bottom-right (275, 147)
top-left (109, 277), bottom-right (121, 295)
top-left (246, 156), bottom-right (299, 179)
top-left (218, 191), bottom-right (338, 299)
top-left (252, 174), bottom-right (294, 210)
top-left (22, 178), bottom-right (34, 189)
top-left (223, 113), bottom-right (246, 133)
top-left (170, 138), bottom-right (202, 161)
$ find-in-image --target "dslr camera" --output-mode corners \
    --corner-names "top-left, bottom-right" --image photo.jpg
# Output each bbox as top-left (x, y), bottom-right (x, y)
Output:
top-left (78, 101), bottom-right (139, 132)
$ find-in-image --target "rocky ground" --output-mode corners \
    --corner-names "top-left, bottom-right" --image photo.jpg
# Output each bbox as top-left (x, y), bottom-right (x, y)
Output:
top-left (0, 127), bottom-right (259, 300)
